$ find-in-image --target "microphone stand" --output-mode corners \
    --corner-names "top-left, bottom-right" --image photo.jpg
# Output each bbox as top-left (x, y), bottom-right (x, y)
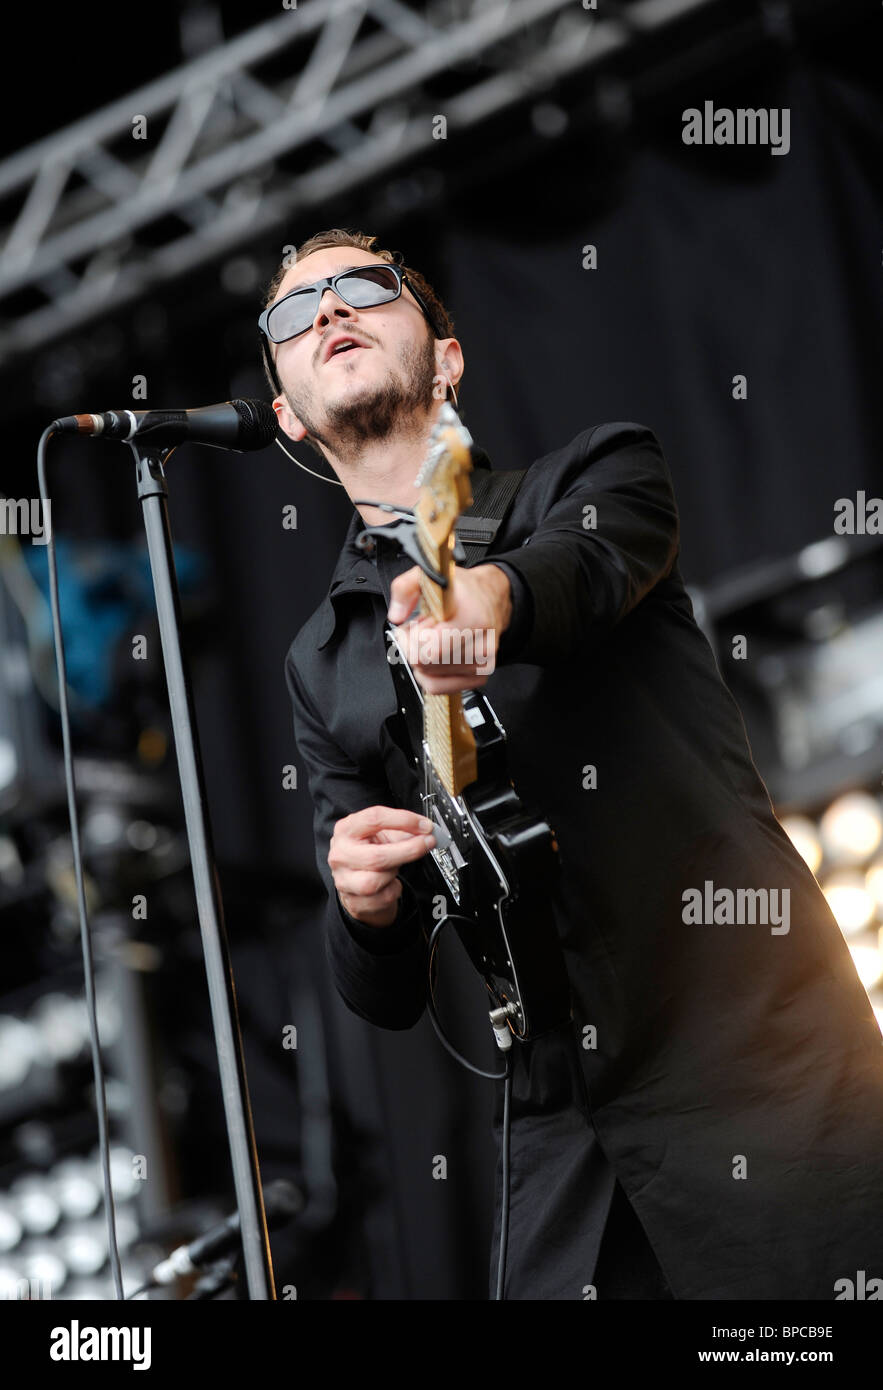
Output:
top-left (131, 442), bottom-right (274, 1300)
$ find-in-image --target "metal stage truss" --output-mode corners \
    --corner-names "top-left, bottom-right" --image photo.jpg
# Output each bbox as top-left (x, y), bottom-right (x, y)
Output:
top-left (0, 0), bottom-right (714, 365)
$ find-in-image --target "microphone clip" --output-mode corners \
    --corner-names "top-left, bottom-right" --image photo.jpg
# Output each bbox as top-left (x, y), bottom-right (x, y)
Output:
top-left (353, 500), bottom-right (467, 589)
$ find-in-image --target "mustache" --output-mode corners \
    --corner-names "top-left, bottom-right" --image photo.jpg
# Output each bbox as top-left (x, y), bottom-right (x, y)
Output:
top-left (316, 331), bottom-right (375, 365)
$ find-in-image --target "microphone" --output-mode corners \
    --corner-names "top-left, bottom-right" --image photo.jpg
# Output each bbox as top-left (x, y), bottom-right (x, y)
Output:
top-left (150, 1179), bottom-right (304, 1286)
top-left (51, 398), bottom-right (278, 452)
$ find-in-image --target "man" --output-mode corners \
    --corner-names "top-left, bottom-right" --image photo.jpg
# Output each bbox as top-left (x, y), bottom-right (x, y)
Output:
top-left (266, 228), bottom-right (883, 1300)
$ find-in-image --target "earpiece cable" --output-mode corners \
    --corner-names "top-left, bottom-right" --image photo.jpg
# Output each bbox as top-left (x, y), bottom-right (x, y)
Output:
top-left (271, 380), bottom-right (458, 483)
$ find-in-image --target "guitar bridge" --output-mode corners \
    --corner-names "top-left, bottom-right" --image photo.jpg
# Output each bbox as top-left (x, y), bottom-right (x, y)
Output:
top-left (421, 762), bottom-right (470, 903)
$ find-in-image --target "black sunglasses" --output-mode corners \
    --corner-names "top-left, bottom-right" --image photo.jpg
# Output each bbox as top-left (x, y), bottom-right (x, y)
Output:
top-left (258, 262), bottom-right (443, 396)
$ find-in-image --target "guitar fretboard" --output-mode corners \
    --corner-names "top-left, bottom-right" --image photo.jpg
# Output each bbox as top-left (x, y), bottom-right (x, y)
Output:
top-left (417, 532), bottom-right (477, 799)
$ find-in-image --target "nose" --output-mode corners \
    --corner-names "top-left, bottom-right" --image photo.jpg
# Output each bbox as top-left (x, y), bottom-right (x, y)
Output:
top-left (312, 286), bottom-right (357, 335)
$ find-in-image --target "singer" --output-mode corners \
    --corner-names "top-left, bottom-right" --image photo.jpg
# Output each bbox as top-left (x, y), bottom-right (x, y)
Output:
top-left (266, 229), bottom-right (883, 1300)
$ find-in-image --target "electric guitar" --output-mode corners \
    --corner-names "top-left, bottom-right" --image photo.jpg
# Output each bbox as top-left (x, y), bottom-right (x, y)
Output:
top-left (376, 405), bottom-right (573, 1041)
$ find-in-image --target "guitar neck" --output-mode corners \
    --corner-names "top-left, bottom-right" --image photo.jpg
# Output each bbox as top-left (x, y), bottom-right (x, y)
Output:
top-left (417, 531), bottom-right (478, 799)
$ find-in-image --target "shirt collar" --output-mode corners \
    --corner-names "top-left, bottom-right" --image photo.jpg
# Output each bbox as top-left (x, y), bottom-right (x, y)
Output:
top-left (315, 442), bottom-right (492, 650)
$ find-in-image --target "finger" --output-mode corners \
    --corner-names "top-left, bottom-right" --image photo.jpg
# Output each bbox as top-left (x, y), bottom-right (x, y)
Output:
top-left (387, 567), bottom-right (424, 623)
top-left (340, 878), bottom-right (402, 917)
top-left (415, 672), bottom-right (489, 693)
top-left (414, 662), bottom-right (483, 676)
top-left (340, 806), bottom-right (434, 838)
top-left (394, 624), bottom-right (497, 672)
top-left (375, 827), bottom-right (429, 843)
top-left (390, 614), bottom-right (436, 648)
top-left (332, 830), bottom-right (435, 874)
top-left (335, 861), bottom-right (408, 895)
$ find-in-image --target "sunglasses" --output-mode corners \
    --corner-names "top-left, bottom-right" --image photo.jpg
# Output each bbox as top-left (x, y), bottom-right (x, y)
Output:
top-left (258, 262), bottom-right (443, 396)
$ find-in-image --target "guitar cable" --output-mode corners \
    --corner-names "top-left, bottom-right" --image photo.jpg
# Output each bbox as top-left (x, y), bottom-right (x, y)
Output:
top-left (425, 913), bottom-right (514, 1302)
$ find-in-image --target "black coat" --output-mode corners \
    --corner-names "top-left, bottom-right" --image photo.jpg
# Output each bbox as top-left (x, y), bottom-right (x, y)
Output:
top-left (285, 421), bottom-right (883, 1299)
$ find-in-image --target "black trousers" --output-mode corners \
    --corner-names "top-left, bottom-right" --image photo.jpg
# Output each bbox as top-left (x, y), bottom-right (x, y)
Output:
top-left (490, 1020), bottom-right (675, 1301)
top-left (593, 1178), bottom-right (675, 1300)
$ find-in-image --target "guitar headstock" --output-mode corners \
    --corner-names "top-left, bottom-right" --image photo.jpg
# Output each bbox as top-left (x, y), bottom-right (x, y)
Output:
top-left (413, 402), bottom-right (474, 549)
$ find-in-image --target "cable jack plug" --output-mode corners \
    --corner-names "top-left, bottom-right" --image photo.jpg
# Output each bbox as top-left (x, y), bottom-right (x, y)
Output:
top-left (489, 1002), bottom-right (519, 1052)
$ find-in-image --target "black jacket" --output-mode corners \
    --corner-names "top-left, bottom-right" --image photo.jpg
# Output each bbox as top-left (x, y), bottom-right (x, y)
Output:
top-left (285, 421), bottom-right (883, 1299)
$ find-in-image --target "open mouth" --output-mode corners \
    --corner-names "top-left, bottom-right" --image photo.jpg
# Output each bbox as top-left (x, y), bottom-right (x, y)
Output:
top-left (325, 340), bottom-right (366, 363)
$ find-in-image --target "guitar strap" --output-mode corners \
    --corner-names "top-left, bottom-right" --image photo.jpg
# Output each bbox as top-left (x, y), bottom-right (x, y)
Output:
top-left (454, 468), bottom-right (528, 568)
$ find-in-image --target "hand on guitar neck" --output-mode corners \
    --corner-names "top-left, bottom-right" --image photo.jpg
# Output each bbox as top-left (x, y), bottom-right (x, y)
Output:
top-left (386, 562), bottom-right (513, 694)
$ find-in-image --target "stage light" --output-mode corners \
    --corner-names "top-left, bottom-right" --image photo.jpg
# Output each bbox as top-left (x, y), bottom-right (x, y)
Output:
top-left (100, 1145), bottom-right (140, 1202)
top-left (819, 792), bottom-right (883, 866)
top-left (126, 819), bottom-right (159, 851)
top-left (0, 1265), bottom-right (24, 1298)
top-left (83, 804), bottom-right (126, 848)
top-left (865, 858), bottom-right (883, 914)
top-left (0, 1201), bottom-right (22, 1252)
top-left (65, 1279), bottom-right (110, 1299)
top-left (28, 994), bottom-right (87, 1063)
top-left (779, 815), bottom-right (823, 875)
top-left (0, 1016), bottom-right (36, 1089)
top-left (115, 1209), bottom-right (139, 1252)
top-left (20, 1246), bottom-right (66, 1295)
top-left (95, 990), bottom-right (122, 1047)
top-left (50, 1159), bottom-right (101, 1221)
top-left (9, 1177), bottom-right (60, 1236)
top-left (821, 869), bottom-right (876, 935)
top-left (847, 944), bottom-right (883, 992)
top-left (0, 737), bottom-right (17, 792)
top-left (58, 1220), bottom-right (107, 1276)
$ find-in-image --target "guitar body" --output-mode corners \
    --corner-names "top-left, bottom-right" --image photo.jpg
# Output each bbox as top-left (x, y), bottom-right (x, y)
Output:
top-left (387, 621), bottom-right (573, 1040)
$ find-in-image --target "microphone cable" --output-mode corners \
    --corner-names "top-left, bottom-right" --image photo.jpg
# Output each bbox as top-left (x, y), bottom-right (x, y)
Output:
top-left (37, 426), bottom-right (126, 1299)
top-left (424, 911), bottom-right (513, 1303)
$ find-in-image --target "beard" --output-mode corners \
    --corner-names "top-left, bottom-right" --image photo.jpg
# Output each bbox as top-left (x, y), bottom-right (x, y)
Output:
top-left (283, 329), bottom-right (439, 466)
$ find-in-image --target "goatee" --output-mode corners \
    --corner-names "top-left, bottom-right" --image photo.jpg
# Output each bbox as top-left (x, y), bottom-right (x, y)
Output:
top-left (285, 331), bottom-right (439, 466)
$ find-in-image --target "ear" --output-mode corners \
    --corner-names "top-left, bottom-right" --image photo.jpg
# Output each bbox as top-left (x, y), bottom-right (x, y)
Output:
top-left (435, 337), bottom-right (464, 392)
top-left (274, 395), bottom-right (308, 443)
